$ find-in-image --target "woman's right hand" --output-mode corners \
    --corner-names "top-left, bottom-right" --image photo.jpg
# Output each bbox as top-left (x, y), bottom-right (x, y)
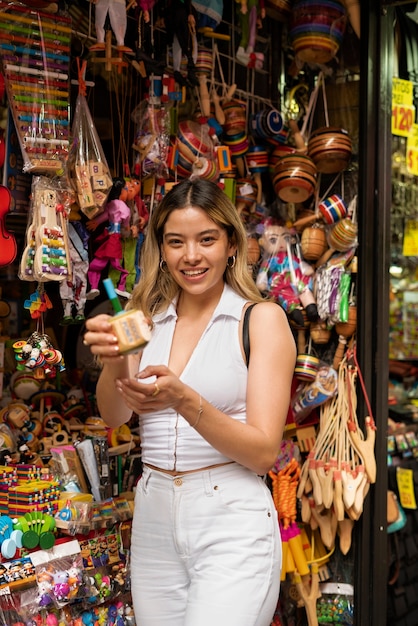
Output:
top-left (83, 314), bottom-right (123, 363)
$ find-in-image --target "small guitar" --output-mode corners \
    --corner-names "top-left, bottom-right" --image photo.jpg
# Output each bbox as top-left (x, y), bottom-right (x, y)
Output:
top-left (0, 131), bottom-right (17, 267)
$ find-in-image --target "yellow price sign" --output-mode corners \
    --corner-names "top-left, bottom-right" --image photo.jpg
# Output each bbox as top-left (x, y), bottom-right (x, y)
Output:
top-left (407, 147), bottom-right (418, 175)
top-left (392, 77), bottom-right (413, 106)
top-left (408, 123), bottom-right (418, 147)
top-left (403, 219), bottom-right (418, 256)
top-left (397, 467), bottom-right (417, 510)
top-left (392, 103), bottom-right (415, 137)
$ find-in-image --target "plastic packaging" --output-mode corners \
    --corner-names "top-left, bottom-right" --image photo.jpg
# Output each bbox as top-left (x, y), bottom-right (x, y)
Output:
top-left (66, 93), bottom-right (113, 219)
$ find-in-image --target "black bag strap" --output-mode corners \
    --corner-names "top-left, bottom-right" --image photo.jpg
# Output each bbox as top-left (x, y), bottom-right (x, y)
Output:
top-left (243, 303), bottom-right (257, 367)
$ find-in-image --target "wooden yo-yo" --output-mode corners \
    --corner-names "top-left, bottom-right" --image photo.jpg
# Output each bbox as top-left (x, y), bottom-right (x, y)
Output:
top-left (308, 127), bottom-right (352, 174)
top-left (300, 223), bottom-right (328, 261)
top-left (272, 154), bottom-right (318, 203)
top-left (333, 306), bottom-right (357, 369)
top-left (295, 353), bottom-right (320, 382)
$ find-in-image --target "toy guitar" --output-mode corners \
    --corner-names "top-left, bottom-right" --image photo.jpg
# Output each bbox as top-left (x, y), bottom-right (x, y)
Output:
top-left (0, 132), bottom-right (17, 267)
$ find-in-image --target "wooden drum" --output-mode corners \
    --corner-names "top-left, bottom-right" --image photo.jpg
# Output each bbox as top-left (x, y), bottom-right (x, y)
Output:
top-left (308, 126), bottom-right (352, 174)
top-left (289, 0), bottom-right (346, 65)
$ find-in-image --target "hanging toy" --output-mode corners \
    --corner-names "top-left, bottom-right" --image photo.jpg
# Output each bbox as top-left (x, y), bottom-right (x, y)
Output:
top-left (164, 0), bottom-right (199, 88)
top-left (86, 177), bottom-right (131, 300)
top-left (12, 331), bottom-right (64, 378)
top-left (256, 222), bottom-right (319, 326)
top-left (59, 217), bottom-right (90, 325)
top-left (24, 288), bottom-right (53, 320)
top-left (236, 0), bottom-right (265, 69)
top-left (89, 0), bottom-right (134, 54)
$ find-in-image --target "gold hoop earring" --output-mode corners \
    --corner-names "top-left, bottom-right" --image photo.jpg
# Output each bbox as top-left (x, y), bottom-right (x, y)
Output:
top-left (159, 258), bottom-right (168, 273)
top-left (227, 255), bottom-right (236, 268)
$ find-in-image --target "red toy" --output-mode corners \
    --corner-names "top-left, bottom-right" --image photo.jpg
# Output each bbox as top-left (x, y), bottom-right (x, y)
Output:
top-left (86, 177), bottom-right (131, 300)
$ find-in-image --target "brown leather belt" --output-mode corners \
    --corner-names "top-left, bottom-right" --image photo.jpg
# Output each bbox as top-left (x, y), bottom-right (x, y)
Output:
top-left (144, 461), bottom-right (234, 477)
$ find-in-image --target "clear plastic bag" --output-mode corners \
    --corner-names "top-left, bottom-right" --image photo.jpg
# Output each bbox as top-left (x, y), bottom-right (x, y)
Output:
top-left (132, 99), bottom-right (171, 179)
top-left (19, 176), bottom-right (72, 282)
top-left (66, 93), bottom-right (113, 218)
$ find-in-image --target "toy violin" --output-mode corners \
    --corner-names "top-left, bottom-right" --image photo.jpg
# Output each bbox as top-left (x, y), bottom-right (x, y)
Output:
top-left (0, 132), bottom-right (17, 267)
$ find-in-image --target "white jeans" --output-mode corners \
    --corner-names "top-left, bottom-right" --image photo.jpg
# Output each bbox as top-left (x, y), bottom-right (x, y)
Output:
top-left (130, 463), bottom-right (281, 626)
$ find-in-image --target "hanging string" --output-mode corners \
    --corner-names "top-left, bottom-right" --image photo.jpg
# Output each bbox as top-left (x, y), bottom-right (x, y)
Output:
top-left (351, 345), bottom-right (375, 424)
top-left (76, 58), bottom-right (87, 97)
top-left (321, 76), bottom-right (329, 127)
top-left (300, 71), bottom-right (323, 140)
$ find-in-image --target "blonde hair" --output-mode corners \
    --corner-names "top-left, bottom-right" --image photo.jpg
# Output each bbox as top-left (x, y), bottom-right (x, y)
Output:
top-left (128, 179), bottom-right (264, 320)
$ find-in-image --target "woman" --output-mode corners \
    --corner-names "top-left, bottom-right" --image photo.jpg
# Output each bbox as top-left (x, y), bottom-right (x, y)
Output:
top-left (83, 178), bottom-right (296, 626)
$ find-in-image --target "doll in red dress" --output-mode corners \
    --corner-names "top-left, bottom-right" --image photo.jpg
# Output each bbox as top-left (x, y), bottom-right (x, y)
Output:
top-left (86, 177), bottom-right (131, 300)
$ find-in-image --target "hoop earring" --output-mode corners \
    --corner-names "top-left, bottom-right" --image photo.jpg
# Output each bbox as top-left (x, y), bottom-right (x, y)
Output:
top-left (159, 258), bottom-right (168, 273)
top-left (227, 255), bottom-right (236, 269)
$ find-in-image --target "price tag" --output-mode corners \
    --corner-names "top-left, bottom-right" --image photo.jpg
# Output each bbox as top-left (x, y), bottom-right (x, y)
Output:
top-left (406, 147), bottom-right (418, 175)
top-left (402, 220), bottom-right (418, 256)
top-left (392, 77), bottom-right (414, 106)
top-left (392, 104), bottom-right (415, 137)
top-left (406, 124), bottom-right (418, 173)
top-left (396, 466), bottom-right (417, 509)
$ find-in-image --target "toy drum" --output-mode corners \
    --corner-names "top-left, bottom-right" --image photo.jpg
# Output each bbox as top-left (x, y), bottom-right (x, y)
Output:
top-left (308, 127), bottom-right (352, 174)
top-left (318, 194), bottom-right (347, 224)
top-left (289, 0), bottom-right (346, 65)
top-left (222, 100), bottom-right (247, 136)
top-left (295, 354), bottom-right (320, 381)
top-left (269, 145), bottom-right (296, 175)
top-left (246, 145), bottom-right (269, 174)
top-left (327, 217), bottom-right (358, 251)
top-left (300, 223), bottom-right (328, 260)
top-left (272, 154), bottom-right (317, 203)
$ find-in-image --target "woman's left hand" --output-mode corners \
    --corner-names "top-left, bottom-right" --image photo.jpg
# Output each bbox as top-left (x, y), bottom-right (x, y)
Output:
top-left (115, 365), bottom-right (184, 415)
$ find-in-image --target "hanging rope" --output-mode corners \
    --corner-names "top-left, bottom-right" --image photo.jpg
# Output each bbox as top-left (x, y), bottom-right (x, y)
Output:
top-left (77, 58), bottom-right (87, 97)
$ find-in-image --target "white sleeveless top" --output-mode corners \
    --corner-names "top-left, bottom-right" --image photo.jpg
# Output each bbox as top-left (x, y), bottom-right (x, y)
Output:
top-left (138, 284), bottom-right (249, 471)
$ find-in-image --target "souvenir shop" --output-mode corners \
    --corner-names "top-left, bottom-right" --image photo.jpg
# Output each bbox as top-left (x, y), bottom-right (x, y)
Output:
top-left (0, 1), bottom-right (417, 625)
